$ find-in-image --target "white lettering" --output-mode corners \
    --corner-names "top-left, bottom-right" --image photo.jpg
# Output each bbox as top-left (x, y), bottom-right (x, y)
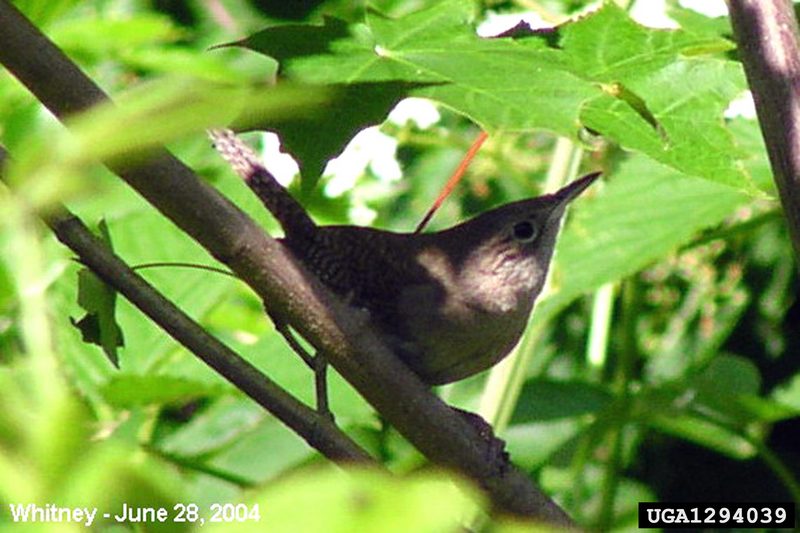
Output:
top-left (82, 507), bottom-right (97, 527)
top-left (7, 503), bottom-right (96, 525)
top-left (675, 508), bottom-right (690, 523)
top-left (115, 503), bottom-right (168, 523)
top-left (8, 503), bottom-right (33, 522)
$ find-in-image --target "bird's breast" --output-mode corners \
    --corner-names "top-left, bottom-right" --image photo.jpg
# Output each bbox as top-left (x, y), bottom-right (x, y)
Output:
top-left (395, 279), bottom-right (531, 384)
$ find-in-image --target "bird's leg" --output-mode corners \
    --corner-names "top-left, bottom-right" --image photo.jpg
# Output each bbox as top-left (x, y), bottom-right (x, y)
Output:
top-left (312, 353), bottom-right (331, 419)
top-left (268, 309), bottom-right (333, 421)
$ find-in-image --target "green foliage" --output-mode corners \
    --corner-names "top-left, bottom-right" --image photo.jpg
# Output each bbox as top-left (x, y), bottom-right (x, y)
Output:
top-left (239, 0), bottom-right (752, 193)
top-left (538, 155), bottom-right (750, 323)
top-left (205, 467), bottom-right (483, 533)
top-left (1, 0), bottom-right (798, 531)
top-left (72, 219), bottom-right (124, 367)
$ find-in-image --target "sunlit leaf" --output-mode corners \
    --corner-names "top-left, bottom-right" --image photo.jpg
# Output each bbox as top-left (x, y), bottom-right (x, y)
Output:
top-left (100, 374), bottom-right (226, 407)
top-left (206, 467), bottom-right (482, 533)
top-left (235, 1), bottom-right (753, 191)
top-left (537, 155), bottom-right (749, 323)
top-left (71, 219), bottom-right (124, 368)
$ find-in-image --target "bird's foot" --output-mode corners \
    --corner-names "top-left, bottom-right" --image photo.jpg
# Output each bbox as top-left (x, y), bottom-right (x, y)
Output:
top-left (451, 407), bottom-right (510, 473)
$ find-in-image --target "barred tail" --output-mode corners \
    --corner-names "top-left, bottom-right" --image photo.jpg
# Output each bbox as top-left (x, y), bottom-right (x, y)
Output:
top-left (208, 128), bottom-right (316, 240)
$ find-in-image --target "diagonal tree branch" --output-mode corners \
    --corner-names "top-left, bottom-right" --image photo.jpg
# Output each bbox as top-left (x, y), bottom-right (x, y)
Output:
top-left (49, 209), bottom-right (373, 463)
top-left (0, 1), bottom-right (573, 524)
top-left (1, 143), bottom-right (373, 463)
top-left (728, 0), bottom-right (800, 272)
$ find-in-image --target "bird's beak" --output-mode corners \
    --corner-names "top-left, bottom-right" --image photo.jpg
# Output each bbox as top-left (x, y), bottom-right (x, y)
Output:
top-left (545, 171), bottom-right (601, 224)
top-left (554, 171), bottom-right (602, 205)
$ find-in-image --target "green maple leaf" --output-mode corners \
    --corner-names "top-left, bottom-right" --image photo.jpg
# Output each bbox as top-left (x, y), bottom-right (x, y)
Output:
top-left (233, 1), bottom-right (756, 194)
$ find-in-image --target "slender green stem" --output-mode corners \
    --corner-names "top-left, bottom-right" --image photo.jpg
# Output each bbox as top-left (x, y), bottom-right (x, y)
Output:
top-left (596, 419), bottom-right (625, 530)
top-left (581, 279), bottom-right (617, 521)
top-left (567, 419), bottom-right (598, 522)
top-left (132, 261), bottom-right (237, 278)
top-left (595, 279), bottom-right (637, 530)
top-left (745, 431), bottom-right (800, 503)
top-left (693, 408), bottom-right (800, 503)
top-left (587, 282), bottom-right (615, 373)
top-left (144, 445), bottom-right (256, 488)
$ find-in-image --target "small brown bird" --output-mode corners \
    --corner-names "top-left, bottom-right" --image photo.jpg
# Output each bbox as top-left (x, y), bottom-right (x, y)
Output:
top-left (211, 129), bottom-right (598, 385)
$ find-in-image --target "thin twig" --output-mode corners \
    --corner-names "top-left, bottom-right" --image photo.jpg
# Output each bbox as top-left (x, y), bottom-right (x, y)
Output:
top-left (131, 261), bottom-right (237, 277)
top-left (414, 130), bottom-right (488, 233)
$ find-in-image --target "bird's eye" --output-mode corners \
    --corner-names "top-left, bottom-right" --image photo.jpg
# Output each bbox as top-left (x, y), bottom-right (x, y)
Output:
top-left (511, 220), bottom-right (537, 242)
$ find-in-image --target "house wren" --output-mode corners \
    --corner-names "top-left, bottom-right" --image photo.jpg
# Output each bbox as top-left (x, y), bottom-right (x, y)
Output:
top-left (210, 129), bottom-right (599, 385)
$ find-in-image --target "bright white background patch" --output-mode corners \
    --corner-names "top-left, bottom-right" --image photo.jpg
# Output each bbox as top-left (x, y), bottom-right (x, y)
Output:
top-left (256, 132), bottom-right (299, 187)
top-left (323, 127), bottom-right (401, 198)
top-left (388, 97), bottom-right (441, 129)
top-left (726, 91), bottom-right (757, 120)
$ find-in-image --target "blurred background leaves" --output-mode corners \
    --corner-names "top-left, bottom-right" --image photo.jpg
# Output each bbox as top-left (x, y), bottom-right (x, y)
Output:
top-left (0, 0), bottom-right (798, 531)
